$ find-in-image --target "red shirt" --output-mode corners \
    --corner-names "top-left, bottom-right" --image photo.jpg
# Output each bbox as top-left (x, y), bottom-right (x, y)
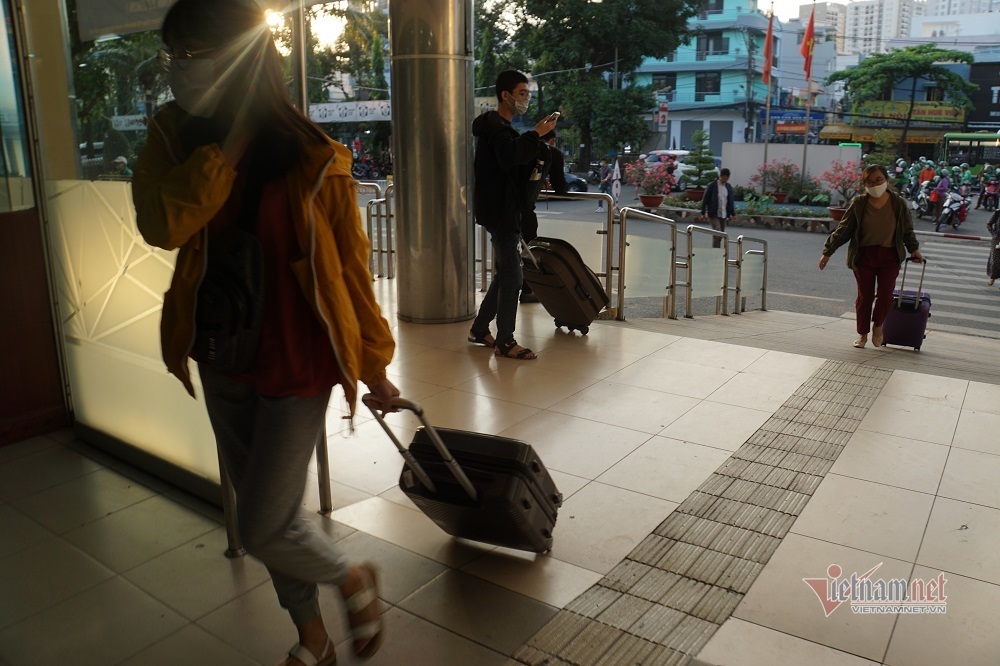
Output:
top-left (201, 174), bottom-right (341, 397)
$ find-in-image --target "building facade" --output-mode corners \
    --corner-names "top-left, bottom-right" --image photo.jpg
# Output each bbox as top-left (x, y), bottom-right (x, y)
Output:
top-left (799, 2), bottom-right (847, 54)
top-left (925, 0), bottom-right (998, 15)
top-left (843, 0), bottom-right (925, 56)
top-left (633, 1), bottom-right (770, 153)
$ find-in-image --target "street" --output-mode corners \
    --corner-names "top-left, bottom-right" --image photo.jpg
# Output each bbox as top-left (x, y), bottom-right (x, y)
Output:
top-left (533, 197), bottom-right (1000, 339)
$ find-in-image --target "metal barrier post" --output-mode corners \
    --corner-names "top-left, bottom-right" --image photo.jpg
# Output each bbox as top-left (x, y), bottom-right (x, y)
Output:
top-left (479, 225), bottom-right (489, 291)
top-left (683, 224), bottom-right (729, 318)
top-left (384, 184), bottom-right (395, 279)
top-left (729, 235), bottom-right (768, 314)
top-left (616, 207), bottom-right (678, 322)
top-left (217, 453), bottom-right (246, 558)
top-left (365, 200), bottom-right (378, 277)
top-left (315, 425), bottom-right (333, 515)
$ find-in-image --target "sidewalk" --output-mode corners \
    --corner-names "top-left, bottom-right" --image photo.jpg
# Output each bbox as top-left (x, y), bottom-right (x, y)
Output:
top-left (0, 301), bottom-right (998, 665)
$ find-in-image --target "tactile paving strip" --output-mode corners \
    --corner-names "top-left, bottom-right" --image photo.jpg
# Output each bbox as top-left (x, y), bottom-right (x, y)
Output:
top-left (508, 360), bottom-right (892, 665)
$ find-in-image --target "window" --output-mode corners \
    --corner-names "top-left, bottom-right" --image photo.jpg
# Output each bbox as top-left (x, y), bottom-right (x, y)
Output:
top-left (696, 31), bottom-right (729, 60)
top-left (925, 86), bottom-right (944, 101)
top-left (652, 73), bottom-right (677, 98)
top-left (695, 71), bottom-right (721, 101)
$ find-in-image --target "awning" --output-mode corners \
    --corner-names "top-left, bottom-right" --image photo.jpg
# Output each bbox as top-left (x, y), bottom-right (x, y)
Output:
top-left (848, 127), bottom-right (950, 144)
top-left (819, 124), bottom-right (853, 140)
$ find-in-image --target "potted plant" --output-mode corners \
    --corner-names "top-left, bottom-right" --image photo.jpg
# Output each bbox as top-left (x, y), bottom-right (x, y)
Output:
top-left (749, 159), bottom-right (799, 203)
top-left (624, 160), bottom-right (676, 207)
top-left (682, 129), bottom-right (718, 201)
top-left (821, 160), bottom-right (861, 219)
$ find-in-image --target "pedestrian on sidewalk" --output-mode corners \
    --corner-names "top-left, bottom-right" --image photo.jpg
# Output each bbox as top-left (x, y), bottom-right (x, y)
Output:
top-left (133, 2), bottom-right (397, 664)
top-left (988, 209), bottom-right (1000, 286)
top-left (818, 164), bottom-right (923, 349)
top-left (596, 159), bottom-right (612, 212)
top-left (699, 167), bottom-right (735, 249)
top-left (468, 69), bottom-right (558, 360)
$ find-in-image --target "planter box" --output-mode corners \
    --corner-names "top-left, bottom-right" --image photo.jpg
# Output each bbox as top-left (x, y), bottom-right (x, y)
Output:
top-left (653, 205), bottom-right (835, 233)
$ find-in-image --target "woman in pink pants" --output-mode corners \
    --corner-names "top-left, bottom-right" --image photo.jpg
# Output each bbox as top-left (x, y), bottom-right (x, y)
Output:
top-left (818, 164), bottom-right (924, 348)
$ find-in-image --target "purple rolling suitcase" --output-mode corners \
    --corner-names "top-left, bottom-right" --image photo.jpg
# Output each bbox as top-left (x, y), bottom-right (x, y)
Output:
top-left (881, 257), bottom-right (931, 351)
top-left (364, 396), bottom-right (562, 553)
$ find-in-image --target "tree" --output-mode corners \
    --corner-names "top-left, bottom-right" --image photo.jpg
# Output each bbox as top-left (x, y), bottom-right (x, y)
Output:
top-left (685, 129), bottom-right (717, 189)
top-left (825, 44), bottom-right (977, 153)
top-left (866, 129), bottom-right (897, 170)
top-left (474, 1), bottom-right (529, 95)
top-left (513, 0), bottom-right (701, 165)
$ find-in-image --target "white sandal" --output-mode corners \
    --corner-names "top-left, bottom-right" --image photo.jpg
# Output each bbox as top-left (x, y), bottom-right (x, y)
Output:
top-left (281, 638), bottom-right (336, 666)
top-left (344, 563), bottom-right (383, 659)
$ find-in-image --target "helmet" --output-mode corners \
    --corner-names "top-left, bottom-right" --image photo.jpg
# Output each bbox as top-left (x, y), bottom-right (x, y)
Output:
top-left (961, 163), bottom-right (969, 169)
top-left (933, 176), bottom-right (941, 183)
top-left (919, 156), bottom-right (927, 163)
top-left (939, 169), bottom-right (948, 176)
top-left (986, 165), bottom-right (995, 173)
top-left (990, 179), bottom-right (998, 185)
top-left (951, 166), bottom-right (961, 173)
top-left (897, 159), bottom-right (906, 167)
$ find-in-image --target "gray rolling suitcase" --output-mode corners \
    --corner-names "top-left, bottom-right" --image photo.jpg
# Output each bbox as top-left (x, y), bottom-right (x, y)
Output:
top-left (521, 237), bottom-right (609, 335)
top-left (364, 396), bottom-right (562, 553)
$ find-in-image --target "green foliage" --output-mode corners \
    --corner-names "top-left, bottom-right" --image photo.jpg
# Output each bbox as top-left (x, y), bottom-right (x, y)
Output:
top-left (731, 184), bottom-right (753, 201)
top-left (685, 129), bottom-right (717, 189)
top-left (825, 44), bottom-right (977, 151)
top-left (787, 174), bottom-right (824, 204)
top-left (866, 129), bottom-right (898, 170)
top-left (592, 86), bottom-right (654, 157)
top-left (474, 1), bottom-right (529, 94)
top-left (513, 0), bottom-right (701, 165)
top-left (749, 159), bottom-right (800, 194)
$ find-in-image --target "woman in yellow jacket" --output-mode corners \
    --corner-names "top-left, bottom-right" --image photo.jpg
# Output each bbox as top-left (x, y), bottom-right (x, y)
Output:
top-left (133, 1), bottom-right (394, 664)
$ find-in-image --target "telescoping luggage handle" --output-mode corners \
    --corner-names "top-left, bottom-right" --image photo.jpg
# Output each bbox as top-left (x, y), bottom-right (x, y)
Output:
top-left (361, 395), bottom-right (478, 502)
top-left (896, 256), bottom-right (927, 308)
top-left (519, 237), bottom-right (541, 270)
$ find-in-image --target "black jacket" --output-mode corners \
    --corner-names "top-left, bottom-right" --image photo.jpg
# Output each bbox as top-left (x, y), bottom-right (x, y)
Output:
top-left (472, 111), bottom-right (543, 232)
top-left (521, 144), bottom-right (570, 241)
top-left (700, 180), bottom-right (736, 219)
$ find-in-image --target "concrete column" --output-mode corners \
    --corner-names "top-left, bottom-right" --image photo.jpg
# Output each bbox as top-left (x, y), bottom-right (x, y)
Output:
top-left (389, 0), bottom-right (476, 323)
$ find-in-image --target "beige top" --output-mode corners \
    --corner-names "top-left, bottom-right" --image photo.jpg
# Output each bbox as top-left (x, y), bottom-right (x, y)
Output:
top-left (860, 198), bottom-right (895, 248)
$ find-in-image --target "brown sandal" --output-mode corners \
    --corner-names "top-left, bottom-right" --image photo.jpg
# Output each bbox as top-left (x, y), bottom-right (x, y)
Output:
top-left (495, 339), bottom-right (536, 360)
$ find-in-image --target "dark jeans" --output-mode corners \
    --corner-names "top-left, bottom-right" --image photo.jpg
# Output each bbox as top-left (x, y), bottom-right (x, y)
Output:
top-left (852, 245), bottom-right (901, 335)
top-left (473, 227), bottom-right (523, 344)
top-left (708, 216), bottom-right (727, 248)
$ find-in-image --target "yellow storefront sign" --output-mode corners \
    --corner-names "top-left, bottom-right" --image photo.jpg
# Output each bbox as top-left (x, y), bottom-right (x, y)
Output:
top-left (853, 101), bottom-right (964, 127)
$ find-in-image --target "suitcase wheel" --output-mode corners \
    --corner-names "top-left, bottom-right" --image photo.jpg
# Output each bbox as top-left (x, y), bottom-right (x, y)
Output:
top-left (554, 319), bottom-right (589, 335)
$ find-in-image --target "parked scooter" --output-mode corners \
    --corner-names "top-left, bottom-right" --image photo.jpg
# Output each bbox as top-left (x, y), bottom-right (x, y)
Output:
top-left (934, 189), bottom-right (971, 232)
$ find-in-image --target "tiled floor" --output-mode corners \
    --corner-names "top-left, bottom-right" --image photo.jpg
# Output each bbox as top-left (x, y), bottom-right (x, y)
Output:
top-left (3, 294), bottom-right (1000, 665)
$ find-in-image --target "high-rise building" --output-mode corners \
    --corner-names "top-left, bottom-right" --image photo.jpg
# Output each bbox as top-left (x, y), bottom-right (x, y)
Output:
top-left (799, 2), bottom-right (847, 54)
top-left (925, 0), bottom-right (998, 16)
top-left (843, 0), bottom-right (926, 55)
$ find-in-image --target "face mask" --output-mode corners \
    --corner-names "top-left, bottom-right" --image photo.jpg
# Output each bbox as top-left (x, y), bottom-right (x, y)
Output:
top-left (506, 93), bottom-right (529, 116)
top-left (169, 59), bottom-right (223, 118)
top-left (865, 183), bottom-right (887, 198)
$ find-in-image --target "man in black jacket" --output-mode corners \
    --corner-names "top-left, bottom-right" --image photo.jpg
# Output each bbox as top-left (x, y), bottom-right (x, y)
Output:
top-left (700, 167), bottom-right (735, 248)
top-left (469, 70), bottom-right (558, 360)
top-left (519, 130), bottom-right (569, 303)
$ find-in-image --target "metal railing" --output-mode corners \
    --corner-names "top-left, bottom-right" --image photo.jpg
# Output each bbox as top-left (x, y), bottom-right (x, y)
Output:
top-left (617, 207), bottom-right (679, 321)
top-left (361, 182), bottom-right (395, 278)
top-left (677, 224), bottom-right (730, 318)
top-left (727, 235), bottom-right (769, 314)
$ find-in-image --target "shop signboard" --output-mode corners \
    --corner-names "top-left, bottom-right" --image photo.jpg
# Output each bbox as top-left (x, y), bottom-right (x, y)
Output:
top-left (776, 123), bottom-right (807, 133)
top-left (852, 101), bottom-right (964, 127)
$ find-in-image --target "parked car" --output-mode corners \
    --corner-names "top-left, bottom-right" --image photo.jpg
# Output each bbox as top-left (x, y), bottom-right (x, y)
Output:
top-left (564, 172), bottom-right (588, 192)
top-left (643, 149), bottom-right (719, 190)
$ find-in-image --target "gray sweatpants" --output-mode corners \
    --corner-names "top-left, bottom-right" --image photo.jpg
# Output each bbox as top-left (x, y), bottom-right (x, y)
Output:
top-left (199, 364), bottom-right (348, 626)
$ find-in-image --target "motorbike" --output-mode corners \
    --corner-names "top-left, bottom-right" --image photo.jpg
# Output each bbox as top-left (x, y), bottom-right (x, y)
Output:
top-left (934, 189), bottom-right (971, 232)
top-left (587, 162), bottom-right (602, 185)
top-left (352, 158), bottom-right (381, 180)
top-left (982, 180), bottom-right (999, 212)
top-left (910, 181), bottom-right (933, 219)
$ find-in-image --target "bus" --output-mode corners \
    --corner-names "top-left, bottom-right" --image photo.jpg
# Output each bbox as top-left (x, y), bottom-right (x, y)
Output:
top-left (942, 132), bottom-right (1000, 166)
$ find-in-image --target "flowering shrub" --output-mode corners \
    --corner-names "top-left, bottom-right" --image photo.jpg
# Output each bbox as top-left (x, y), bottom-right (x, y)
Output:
top-left (749, 159), bottom-right (800, 194)
top-left (624, 160), bottom-right (677, 196)
top-left (821, 160), bottom-right (861, 206)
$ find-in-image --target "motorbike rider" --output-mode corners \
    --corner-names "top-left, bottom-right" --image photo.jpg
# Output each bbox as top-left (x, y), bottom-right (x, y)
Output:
top-left (977, 163), bottom-right (995, 209)
top-left (933, 169), bottom-right (950, 222)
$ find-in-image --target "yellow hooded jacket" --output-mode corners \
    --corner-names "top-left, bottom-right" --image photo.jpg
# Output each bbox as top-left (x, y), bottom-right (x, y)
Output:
top-left (132, 105), bottom-right (394, 413)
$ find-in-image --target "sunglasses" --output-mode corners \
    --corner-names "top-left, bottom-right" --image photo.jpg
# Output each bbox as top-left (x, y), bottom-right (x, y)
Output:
top-left (157, 46), bottom-right (216, 72)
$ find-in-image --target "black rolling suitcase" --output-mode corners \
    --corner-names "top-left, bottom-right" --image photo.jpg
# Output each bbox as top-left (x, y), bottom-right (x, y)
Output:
top-left (364, 396), bottom-right (563, 553)
top-left (521, 237), bottom-right (609, 334)
top-left (881, 257), bottom-right (931, 351)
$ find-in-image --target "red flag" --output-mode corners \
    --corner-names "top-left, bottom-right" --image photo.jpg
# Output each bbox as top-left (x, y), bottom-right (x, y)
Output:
top-left (800, 7), bottom-right (815, 79)
top-left (762, 12), bottom-right (774, 85)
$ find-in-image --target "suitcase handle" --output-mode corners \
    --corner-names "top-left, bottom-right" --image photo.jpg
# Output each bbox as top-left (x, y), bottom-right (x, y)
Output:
top-left (519, 237), bottom-right (541, 270)
top-left (361, 395), bottom-right (479, 501)
top-left (896, 257), bottom-right (927, 309)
